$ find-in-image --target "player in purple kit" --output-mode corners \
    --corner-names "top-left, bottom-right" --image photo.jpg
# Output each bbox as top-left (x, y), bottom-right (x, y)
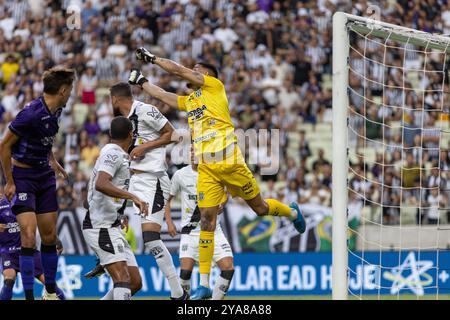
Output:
top-left (0, 192), bottom-right (65, 300)
top-left (0, 67), bottom-right (75, 300)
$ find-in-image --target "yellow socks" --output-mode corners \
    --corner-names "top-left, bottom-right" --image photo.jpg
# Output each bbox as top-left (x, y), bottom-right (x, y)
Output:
top-left (265, 199), bottom-right (296, 219)
top-left (199, 230), bottom-right (215, 276)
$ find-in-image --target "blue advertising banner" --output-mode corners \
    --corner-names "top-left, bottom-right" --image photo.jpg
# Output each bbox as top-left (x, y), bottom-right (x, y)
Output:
top-left (1, 251), bottom-right (449, 298)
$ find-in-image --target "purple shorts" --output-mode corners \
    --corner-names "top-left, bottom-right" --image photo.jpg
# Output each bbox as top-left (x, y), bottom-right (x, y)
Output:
top-left (1, 251), bottom-right (44, 276)
top-left (11, 166), bottom-right (58, 215)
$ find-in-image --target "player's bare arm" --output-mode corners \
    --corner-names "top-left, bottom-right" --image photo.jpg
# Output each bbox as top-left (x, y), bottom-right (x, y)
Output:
top-left (95, 171), bottom-right (149, 216)
top-left (0, 129), bottom-right (19, 201)
top-left (165, 195), bottom-right (177, 237)
top-left (129, 122), bottom-right (175, 159)
top-left (135, 47), bottom-right (204, 87)
top-left (49, 151), bottom-right (68, 179)
top-left (128, 69), bottom-right (178, 109)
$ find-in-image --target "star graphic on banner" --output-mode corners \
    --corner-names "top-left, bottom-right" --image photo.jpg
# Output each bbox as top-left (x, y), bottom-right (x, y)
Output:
top-left (383, 252), bottom-right (434, 296)
top-left (439, 270), bottom-right (449, 283)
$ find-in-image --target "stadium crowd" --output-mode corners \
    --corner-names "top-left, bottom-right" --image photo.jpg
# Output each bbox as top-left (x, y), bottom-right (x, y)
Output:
top-left (0, 0), bottom-right (449, 226)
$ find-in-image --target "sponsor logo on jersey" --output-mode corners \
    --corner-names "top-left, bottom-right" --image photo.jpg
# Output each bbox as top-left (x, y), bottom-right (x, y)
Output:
top-left (188, 194), bottom-right (197, 200)
top-left (187, 105), bottom-right (207, 120)
top-left (18, 193), bottom-right (27, 201)
top-left (41, 115), bottom-right (50, 120)
top-left (104, 154), bottom-right (118, 167)
top-left (41, 136), bottom-right (55, 146)
top-left (147, 107), bottom-right (162, 120)
top-left (193, 131), bottom-right (217, 143)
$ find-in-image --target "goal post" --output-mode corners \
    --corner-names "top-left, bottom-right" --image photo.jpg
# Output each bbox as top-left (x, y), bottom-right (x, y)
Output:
top-left (332, 12), bottom-right (450, 300)
top-left (332, 11), bottom-right (350, 300)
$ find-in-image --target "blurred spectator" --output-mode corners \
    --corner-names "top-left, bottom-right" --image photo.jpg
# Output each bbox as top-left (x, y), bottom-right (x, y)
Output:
top-left (0, 0), bottom-right (446, 227)
top-left (78, 66), bottom-right (98, 106)
top-left (81, 138), bottom-right (100, 167)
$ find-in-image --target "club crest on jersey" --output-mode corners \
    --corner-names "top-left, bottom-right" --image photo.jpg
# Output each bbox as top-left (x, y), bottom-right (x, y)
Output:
top-left (187, 105), bottom-right (207, 120)
top-left (188, 89), bottom-right (202, 100)
top-left (199, 192), bottom-right (204, 200)
top-left (18, 193), bottom-right (27, 201)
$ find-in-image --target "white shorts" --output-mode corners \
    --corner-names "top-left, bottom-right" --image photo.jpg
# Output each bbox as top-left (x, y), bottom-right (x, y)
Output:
top-left (83, 227), bottom-right (138, 267)
top-left (179, 229), bottom-right (233, 262)
top-left (129, 172), bottom-right (170, 226)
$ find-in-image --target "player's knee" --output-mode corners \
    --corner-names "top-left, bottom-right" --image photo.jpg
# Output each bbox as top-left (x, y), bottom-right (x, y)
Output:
top-left (200, 209), bottom-right (216, 231)
top-left (40, 232), bottom-right (57, 246)
top-left (200, 217), bottom-right (215, 231)
top-left (219, 258), bottom-right (234, 271)
top-left (253, 204), bottom-right (268, 216)
top-left (21, 231), bottom-right (37, 248)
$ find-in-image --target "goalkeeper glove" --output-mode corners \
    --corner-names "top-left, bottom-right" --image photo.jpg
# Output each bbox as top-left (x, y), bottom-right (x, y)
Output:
top-left (128, 69), bottom-right (148, 86)
top-left (136, 47), bottom-right (156, 64)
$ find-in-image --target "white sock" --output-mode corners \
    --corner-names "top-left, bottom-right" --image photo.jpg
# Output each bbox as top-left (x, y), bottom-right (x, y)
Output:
top-left (200, 274), bottom-right (210, 288)
top-left (113, 284), bottom-right (131, 300)
top-left (146, 240), bottom-right (184, 298)
top-left (212, 271), bottom-right (234, 300)
top-left (101, 289), bottom-right (114, 300)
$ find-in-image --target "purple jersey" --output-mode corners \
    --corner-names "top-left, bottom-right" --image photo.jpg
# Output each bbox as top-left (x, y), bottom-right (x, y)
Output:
top-left (0, 197), bottom-right (20, 254)
top-left (9, 96), bottom-right (62, 168)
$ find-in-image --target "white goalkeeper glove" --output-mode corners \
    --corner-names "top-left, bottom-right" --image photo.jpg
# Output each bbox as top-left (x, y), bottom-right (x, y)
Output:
top-left (135, 47), bottom-right (156, 64)
top-left (128, 69), bottom-right (148, 86)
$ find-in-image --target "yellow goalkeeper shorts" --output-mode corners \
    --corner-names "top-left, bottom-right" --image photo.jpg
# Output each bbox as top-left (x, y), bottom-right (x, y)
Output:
top-left (197, 147), bottom-right (260, 208)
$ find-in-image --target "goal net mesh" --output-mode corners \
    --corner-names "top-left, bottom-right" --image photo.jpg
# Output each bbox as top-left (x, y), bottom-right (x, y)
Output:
top-left (346, 21), bottom-right (450, 299)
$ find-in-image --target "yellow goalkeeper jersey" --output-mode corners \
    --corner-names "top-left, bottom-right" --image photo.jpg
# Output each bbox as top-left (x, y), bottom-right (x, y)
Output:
top-left (177, 75), bottom-right (237, 160)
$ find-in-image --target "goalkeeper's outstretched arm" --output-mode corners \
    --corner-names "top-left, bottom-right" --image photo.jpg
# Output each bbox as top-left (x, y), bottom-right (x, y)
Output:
top-left (136, 47), bottom-right (204, 87)
top-left (128, 69), bottom-right (179, 109)
top-left (142, 81), bottom-right (179, 109)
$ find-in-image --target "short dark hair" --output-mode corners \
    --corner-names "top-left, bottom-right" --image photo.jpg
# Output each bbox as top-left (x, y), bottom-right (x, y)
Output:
top-left (43, 67), bottom-right (75, 94)
top-left (196, 62), bottom-right (219, 78)
top-left (110, 116), bottom-right (133, 140)
top-left (110, 82), bottom-right (132, 97)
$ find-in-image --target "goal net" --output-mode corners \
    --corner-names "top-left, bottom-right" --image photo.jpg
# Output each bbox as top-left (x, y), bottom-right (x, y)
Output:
top-left (332, 12), bottom-right (450, 300)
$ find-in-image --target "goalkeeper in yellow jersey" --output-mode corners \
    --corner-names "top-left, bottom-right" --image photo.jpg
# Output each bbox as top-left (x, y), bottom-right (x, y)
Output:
top-left (128, 47), bottom-right (306, 299)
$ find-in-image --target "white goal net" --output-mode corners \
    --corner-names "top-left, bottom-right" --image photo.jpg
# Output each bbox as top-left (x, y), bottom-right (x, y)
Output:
top-left (332, 13), bottom-right (450, 300)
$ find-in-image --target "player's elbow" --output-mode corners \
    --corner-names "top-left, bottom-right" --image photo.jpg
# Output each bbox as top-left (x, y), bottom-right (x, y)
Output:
top-left (95, 180), bottom-right (106, 193)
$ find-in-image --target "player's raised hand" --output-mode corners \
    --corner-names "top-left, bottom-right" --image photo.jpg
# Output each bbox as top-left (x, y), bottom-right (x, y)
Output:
top-left (128, 69), bottom-right (148, 86)
top-left (4, 181), bottom-right (15, 202)
top-left (132, 196), bottom-right (149, 217)
top-left (135, 47), bottom-right (156, 64)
